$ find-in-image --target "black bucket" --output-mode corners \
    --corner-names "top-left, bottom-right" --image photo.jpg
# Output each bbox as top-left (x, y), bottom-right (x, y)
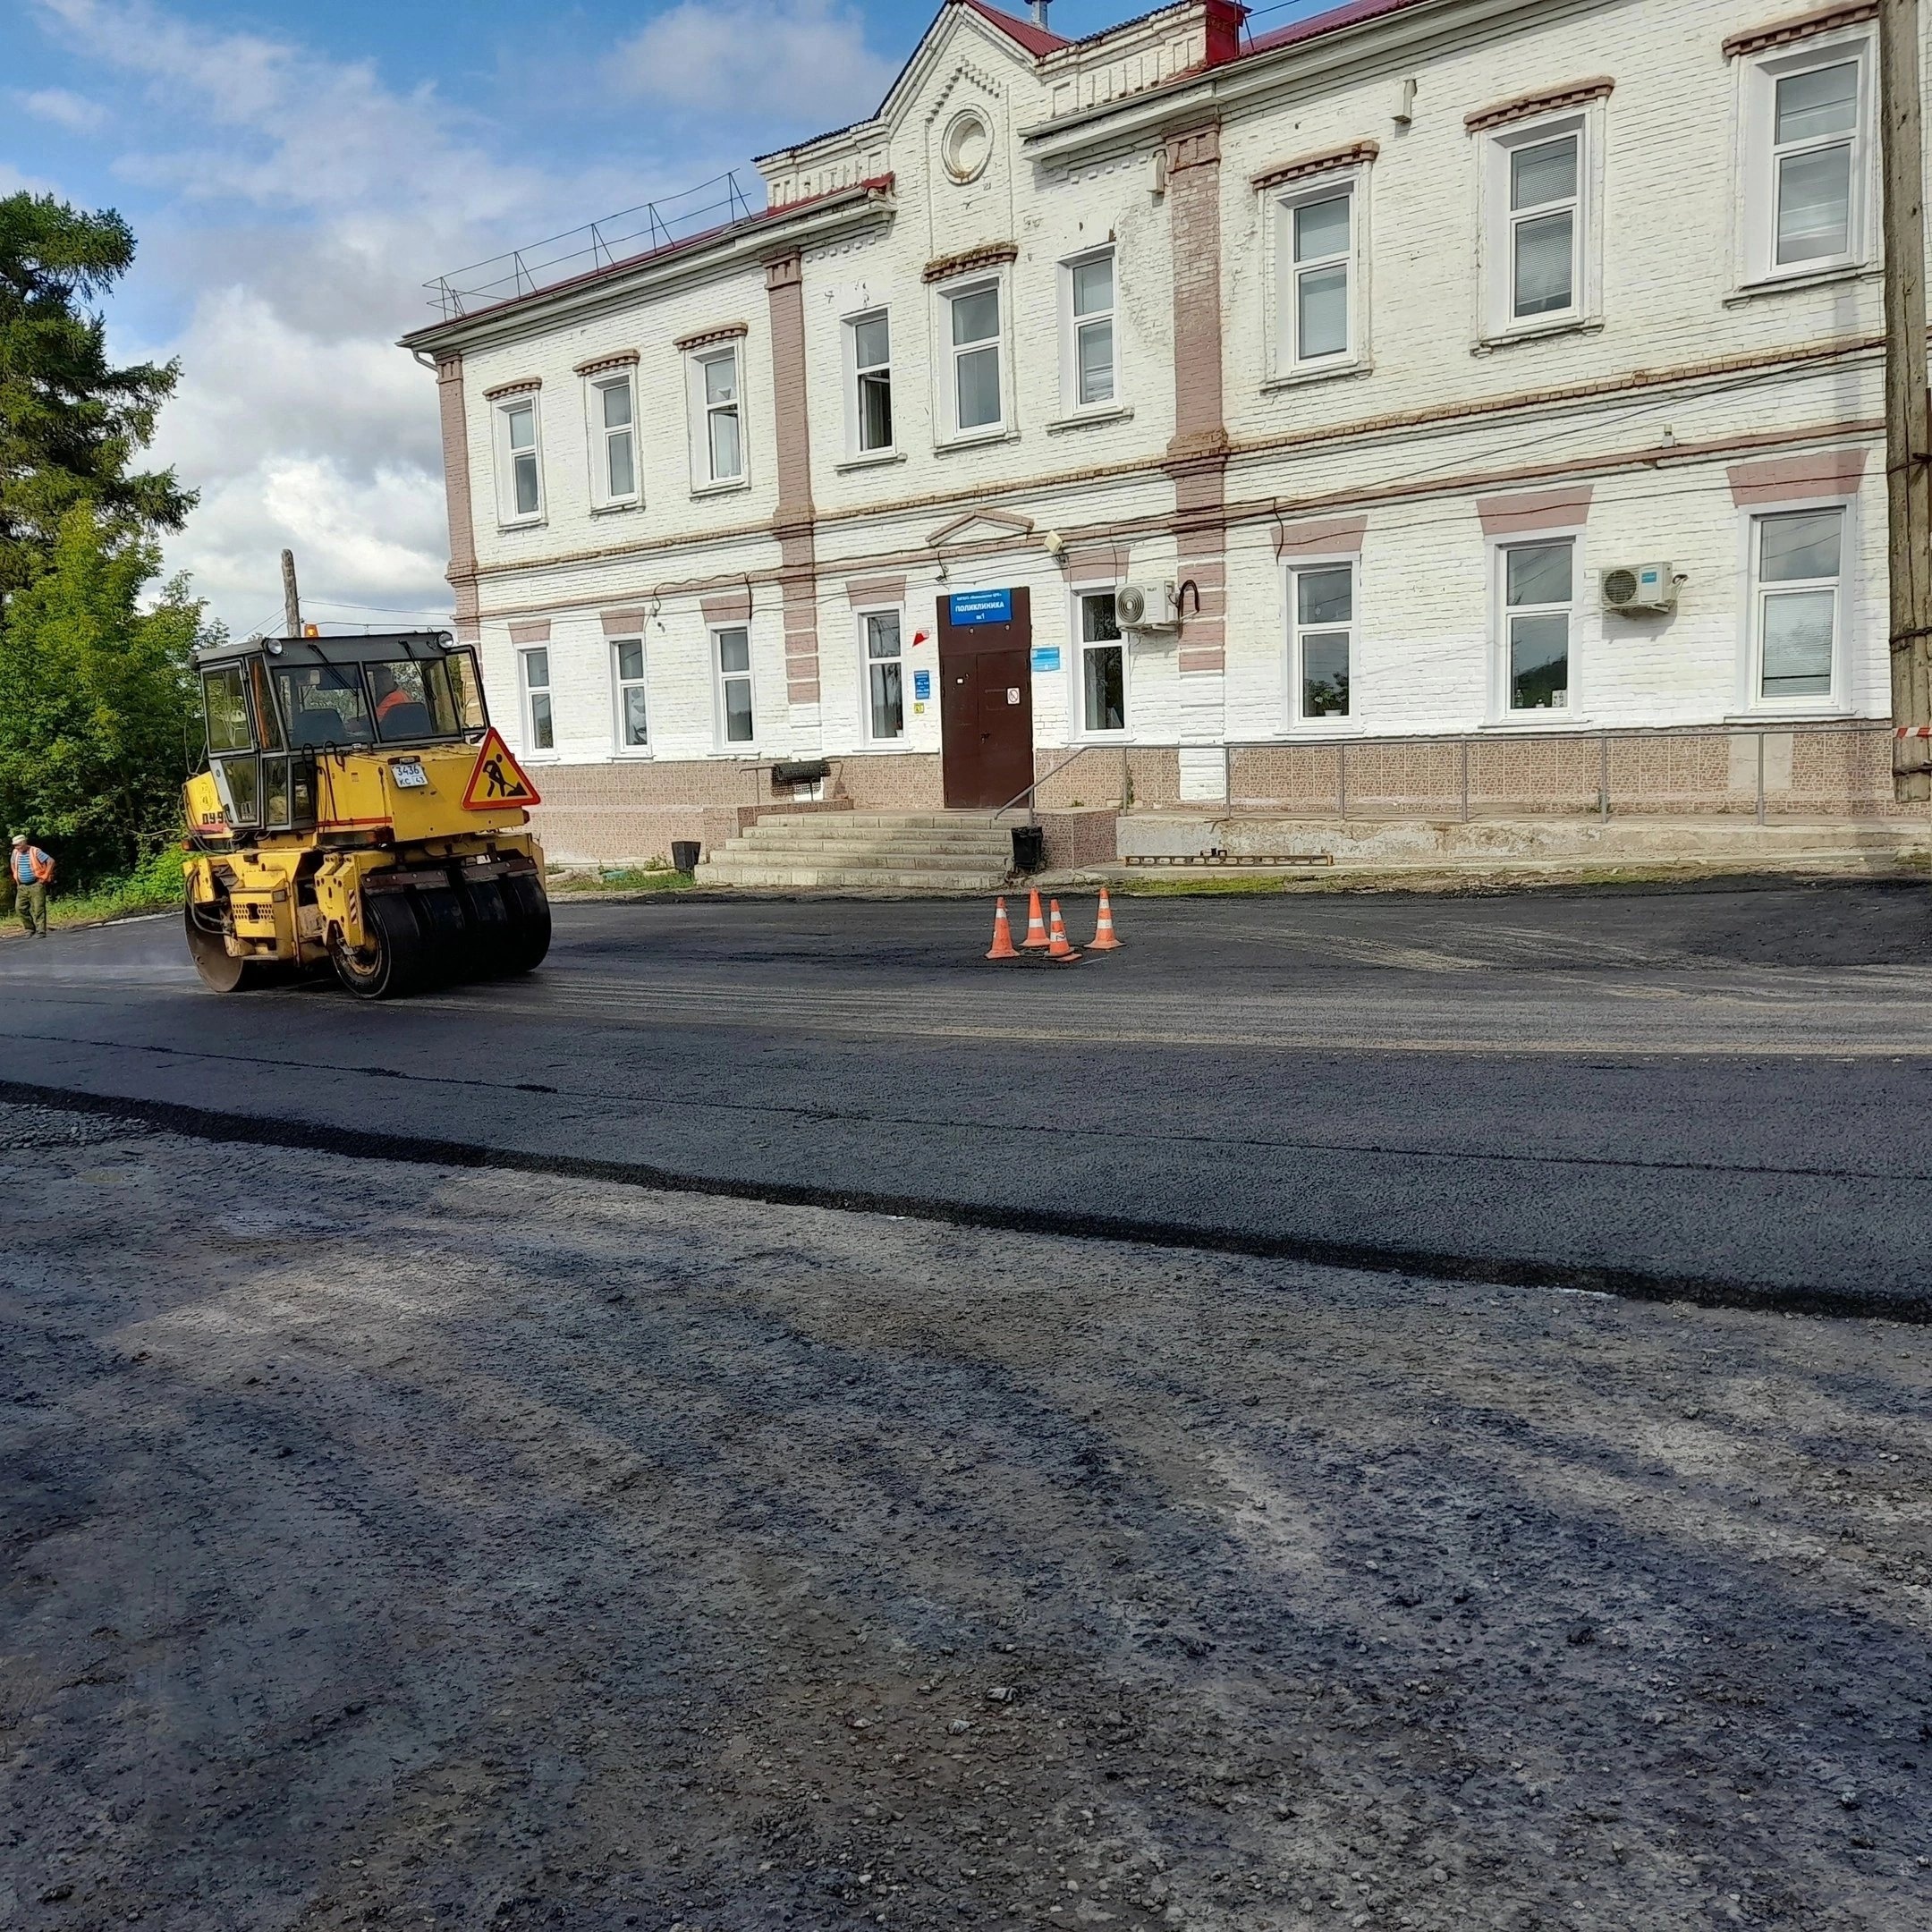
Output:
top-left (671, 840), bottom-right (701, 876)
top-left (1011, 825), bottom-right (1046, 874)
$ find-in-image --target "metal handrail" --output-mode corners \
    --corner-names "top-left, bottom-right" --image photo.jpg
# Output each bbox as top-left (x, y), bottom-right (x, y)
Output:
top-left (990, 742), bottom-right (1114, 826)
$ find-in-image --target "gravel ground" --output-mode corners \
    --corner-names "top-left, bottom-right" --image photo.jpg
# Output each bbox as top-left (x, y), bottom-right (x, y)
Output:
top-left (2, 1099), bottom-right (1929, 1932)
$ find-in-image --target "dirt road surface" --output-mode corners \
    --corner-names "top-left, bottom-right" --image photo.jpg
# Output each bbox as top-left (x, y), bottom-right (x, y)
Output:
top-left (3, 1099), bottom-right (1929, 1930)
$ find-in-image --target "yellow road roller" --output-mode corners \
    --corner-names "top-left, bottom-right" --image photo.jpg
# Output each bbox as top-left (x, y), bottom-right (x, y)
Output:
top-left (182, 630), bottom-right (550, 998)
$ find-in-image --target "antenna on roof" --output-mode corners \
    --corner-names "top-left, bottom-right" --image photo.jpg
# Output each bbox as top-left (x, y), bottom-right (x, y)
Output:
top-left (1031, 0), bottom-right (1051, 27)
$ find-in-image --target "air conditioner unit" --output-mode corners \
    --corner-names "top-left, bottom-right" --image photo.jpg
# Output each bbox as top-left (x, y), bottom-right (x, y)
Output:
top-left (1599, 563), bottom-right (1677, 614)
top-left (1116, 580), bottom-right (1181, 630)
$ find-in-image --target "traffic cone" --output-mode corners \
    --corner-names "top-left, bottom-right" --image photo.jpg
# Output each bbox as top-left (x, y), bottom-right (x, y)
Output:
top-left (1021, 888), bottom-right (1050, 949)
top-left (1046, 899), bottom-right (1082, 961)
top-left (985, 896), bottom-right (1020, 961)
top-left (1089, 886), bottom-right (1122, 952)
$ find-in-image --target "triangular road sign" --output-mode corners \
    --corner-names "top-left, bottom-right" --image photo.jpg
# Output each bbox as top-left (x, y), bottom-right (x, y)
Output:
top-left (462, 727), bottom-right (542, 811)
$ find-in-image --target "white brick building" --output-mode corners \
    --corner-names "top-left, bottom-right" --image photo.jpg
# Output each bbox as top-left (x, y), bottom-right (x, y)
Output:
top-left (401, 0), bottom-right (1926, 864)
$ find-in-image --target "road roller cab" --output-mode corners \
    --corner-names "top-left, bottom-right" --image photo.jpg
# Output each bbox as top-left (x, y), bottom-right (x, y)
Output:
top-left (182, 631), bottom-right (550, 997)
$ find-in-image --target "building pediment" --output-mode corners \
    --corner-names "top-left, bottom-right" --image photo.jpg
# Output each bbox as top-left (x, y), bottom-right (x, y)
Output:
top-left (758, 3), bottom-right (1054, 209)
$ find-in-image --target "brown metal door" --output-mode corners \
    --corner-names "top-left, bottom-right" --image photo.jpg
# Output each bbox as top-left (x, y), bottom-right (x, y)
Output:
top-left (937, 588), bottom-right (1034, 809)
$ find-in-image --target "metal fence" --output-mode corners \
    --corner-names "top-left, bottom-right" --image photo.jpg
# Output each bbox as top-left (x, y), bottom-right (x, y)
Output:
top-left (1008, 722), bottom-right (1923, 823)
top-left (425, 174), bottom-right (760, 319)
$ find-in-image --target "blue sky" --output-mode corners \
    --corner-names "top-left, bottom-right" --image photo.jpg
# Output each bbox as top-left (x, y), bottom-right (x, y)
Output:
top-left (1, 0), bottom-right (1331, 637)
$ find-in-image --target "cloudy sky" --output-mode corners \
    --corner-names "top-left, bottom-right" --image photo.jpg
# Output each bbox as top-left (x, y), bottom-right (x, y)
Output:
top-left (2, 0), bottom-right (1329, 640)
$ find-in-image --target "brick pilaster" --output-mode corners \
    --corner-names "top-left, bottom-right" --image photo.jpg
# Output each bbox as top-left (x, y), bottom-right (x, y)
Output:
top-left (1162, 119), bottom-right (1228, 793)
top-left (436, 352), bottom-right (480, 638)
top-left (765, 252), bottom-right (821, 715)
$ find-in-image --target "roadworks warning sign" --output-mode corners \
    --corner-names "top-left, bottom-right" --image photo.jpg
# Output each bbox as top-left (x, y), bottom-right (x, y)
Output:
top-left (462, 727), bottom-right (542, 810)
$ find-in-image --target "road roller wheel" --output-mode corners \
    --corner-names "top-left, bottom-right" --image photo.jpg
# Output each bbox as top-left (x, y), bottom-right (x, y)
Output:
top-left (455, 874), bottom-right (513, 979)
top-left (411, 884), bottom-right (470, 987)
top-left (502, 870), bottom-right (552, 976)
top-left (184, 903), bottom-right (285, 993)
top-left (330, 893), bottom-right (429, 1000)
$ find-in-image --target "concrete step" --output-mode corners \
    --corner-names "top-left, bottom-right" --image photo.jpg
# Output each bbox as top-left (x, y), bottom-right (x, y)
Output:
top-left (722, 835), bottom-right (1012, 860)
top-left (757, 811), bottom-right (1000, 830)
top-left (693, 862), bottom-right (1007, 891)
top-left (715, 847), bottom-right (1007, 873)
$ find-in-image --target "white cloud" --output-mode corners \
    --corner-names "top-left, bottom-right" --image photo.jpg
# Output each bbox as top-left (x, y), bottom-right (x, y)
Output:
top-left (21, 0), bottom-right (680, 639)
top-left (616, 0), bottom-right (895, 124)
top-left (18, 86), bottom-right (107, 131)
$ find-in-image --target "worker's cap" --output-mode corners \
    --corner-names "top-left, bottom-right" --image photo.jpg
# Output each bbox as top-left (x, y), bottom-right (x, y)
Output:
top-left (8, 835), bottom-right (23, 847)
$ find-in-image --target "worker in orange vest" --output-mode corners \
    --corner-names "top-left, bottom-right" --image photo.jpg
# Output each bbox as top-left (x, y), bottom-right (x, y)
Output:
top-left (11, 835), bottom-right (54, 937)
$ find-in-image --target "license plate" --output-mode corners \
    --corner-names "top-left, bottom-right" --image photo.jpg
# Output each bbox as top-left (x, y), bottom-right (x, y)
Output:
top-left (392, 760), bottom-right (428, 789)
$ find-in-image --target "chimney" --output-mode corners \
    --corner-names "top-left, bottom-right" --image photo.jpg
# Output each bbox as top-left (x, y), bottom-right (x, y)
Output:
top-left (1031, 0), bottom-right (1051, 27)
top-left (1203, 0), bottom-right (1247, 66)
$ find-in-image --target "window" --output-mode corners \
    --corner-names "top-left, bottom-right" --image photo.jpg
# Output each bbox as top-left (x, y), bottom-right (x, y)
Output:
top-left (275, 664), bottom-right (372, 747)
top-left (1290, 563), bottom-right (1354, 721)
top-left (1774, 59), bottom-right (1860, 266)
top-left (861, 609), bottom-right (904, 741)
top-left (202, 665), bottom-right (253, 753)
top-left (1063, 250), bottom-right (1115, 410)
top-left (369, 657), bottom-right (470, 741)
top-left (946, 280), bottom-right (1004, 436)
top-left (496, 394), bottom-right (544, 522)
top-left (1753, 509), bottom-right (1843, 702)
top-left (1502, 539), bottom-right (1573, 714)
top-left (691, 346), bottom-right (744, 487)
top-left (610, 638), bottom-right (649, 750)
top-left (1284, 191), bottom-right (1353, 366)
top-left (714, 627), bottom-right (754, 745)
top-left (1742, 36), bottom-right (1871, 281)
top-left (590, 373), bottom-right (638, 505)
top-left (1079, 591), bottom-right (1125, 734)
top-left (1483, 115), bottom-right (1593, 335)
top-left (521, 648), bottom-right (555, 753)
top-left (848, 312), bottom-right (894, 455)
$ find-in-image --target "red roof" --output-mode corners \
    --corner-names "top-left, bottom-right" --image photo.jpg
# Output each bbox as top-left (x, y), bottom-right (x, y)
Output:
top-left (958, 0), bottom-right (1072, 57)
top-left (1249, 0), bottom-right (1432, 56)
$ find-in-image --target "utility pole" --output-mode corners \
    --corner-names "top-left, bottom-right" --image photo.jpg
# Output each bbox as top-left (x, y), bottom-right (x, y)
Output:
top-left (281, 547), bottom-right (302, 640)
top-left (1882, 0), bottom-right (1932, 800)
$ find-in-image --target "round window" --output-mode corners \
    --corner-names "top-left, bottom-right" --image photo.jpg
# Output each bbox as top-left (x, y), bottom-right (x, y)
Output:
top-left (942, 110), bottom-right (992, 184)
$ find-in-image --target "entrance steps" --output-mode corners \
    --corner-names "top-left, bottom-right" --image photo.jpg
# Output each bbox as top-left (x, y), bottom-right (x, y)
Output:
top-left (695, 811), bottom-right (1013, 891)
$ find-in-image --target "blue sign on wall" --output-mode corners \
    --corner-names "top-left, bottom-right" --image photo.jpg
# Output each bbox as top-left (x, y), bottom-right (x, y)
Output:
top-left (1030, 646), bottom-right (1062, 674)
top-left (913, 669), bottom-right (932, 700)
top-left (948, 589), bottom-right (1013, 626)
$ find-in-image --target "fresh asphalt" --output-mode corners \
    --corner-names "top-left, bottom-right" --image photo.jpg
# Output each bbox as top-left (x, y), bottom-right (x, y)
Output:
top-left (6, 877), bottom-right (1932, 1315)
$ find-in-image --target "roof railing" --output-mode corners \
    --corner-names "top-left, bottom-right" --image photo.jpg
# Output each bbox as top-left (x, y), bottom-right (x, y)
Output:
top-left (425, 172), bottom-right (762, 319)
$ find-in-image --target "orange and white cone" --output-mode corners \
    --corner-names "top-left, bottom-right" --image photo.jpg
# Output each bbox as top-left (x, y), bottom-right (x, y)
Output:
top-left (1046, 898), bottom-right (1082, 961)
top-left (1021, 888), bottom-right (1050, 949)
top-left (985, 896), bottom-right (1020, 961)
top-left (1088, 886), bottom-right (1122, 952)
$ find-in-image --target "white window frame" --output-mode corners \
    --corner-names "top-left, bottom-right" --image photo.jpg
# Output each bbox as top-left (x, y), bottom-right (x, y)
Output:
top-left (609, 635), bottom-right (650, 755)
top-left (1285, 557), bottom-right (1359, 729)
top-left (494, 393), bottom-right (546, 527)
top-left (1267, 167), bottom-right (1370, 382)
top-left (586, 369), bottom-right (640, 511)
top-left (1490, 532), bottom-right (1583, 722)
top-left (711, 623), bottom-right (757, 750)
top-left (1737, 29), bottom-right (1875, 288)
top-left (1479, 107), bottom-right (1601, 342)
top-left (518, 646), bottom-right (555, 756)
top-left (856, 605), bottom-right (908, 744)
top-left (843, 309), bottom-right (895, 462)
top-left (1072, 586), bottom-right (1128, 740)
top-left (1059, 246), bottom-right (1119, 415)
top-left (1741, 498), bottom-right (1854, 714)
top-left (688, 343), bottom-right (748, 492)
top-left (935, 272), bottom-right (1011, 446)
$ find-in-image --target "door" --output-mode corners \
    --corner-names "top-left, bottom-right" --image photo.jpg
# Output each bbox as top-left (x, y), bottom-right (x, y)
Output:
top-left (938, 587), bottom-right (1034, 809)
